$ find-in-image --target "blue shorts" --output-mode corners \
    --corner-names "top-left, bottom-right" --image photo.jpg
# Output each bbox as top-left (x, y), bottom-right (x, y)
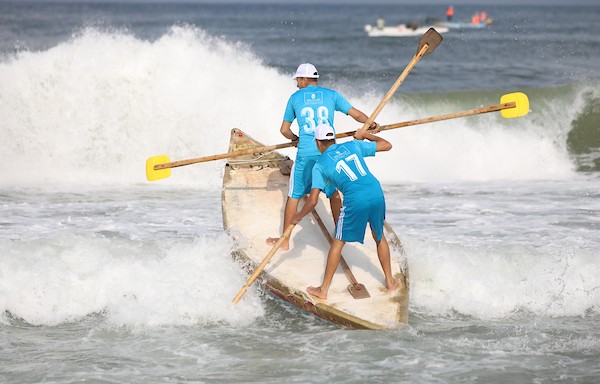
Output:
top-left (335, 197), bottom-right (386, 243)
top-left (289, 155), bottom-right (335, 199)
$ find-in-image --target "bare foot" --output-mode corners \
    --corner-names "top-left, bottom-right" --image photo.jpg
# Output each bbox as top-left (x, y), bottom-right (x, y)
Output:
top-left (265, 237), bottom-right (289, 251)
top-left (307, 286), bottom-right (327, 300)
top-left (386, 278), bottom-right (399, 292)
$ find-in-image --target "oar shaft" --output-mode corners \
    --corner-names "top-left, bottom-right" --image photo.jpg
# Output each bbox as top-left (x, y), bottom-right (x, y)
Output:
top-left (155, 141), bottom-right (297, 170)
top-left (360, 43), bottom-right (430, 132)
top-left (310, 209), bottom-right (361, 287)
top-left (232, 224), bottom-right (295, 304)
top-left (154, 102), bottom-right (515, 172)
top-left (336, 101), bottom-right (516, 139)
top-left (382, 102), bottom-right (516, 132)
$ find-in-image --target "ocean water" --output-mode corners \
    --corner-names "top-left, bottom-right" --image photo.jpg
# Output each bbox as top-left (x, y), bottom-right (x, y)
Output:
top-left (1, 1), bottom-right (599, 383)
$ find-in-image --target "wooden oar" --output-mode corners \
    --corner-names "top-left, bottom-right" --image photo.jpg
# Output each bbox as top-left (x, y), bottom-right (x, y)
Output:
top-left (357, 27), bottom-right (443, 133)
top-left (146, 141), bottom-right (298, 182)
top-left (146, 92), bottom-right (528, 182)
top-left (337, 92), bottom-right (530, 139)
top-left (232, 224), bottom-right (295, 304)
top-left (310, 209), bottom-right (370, 299)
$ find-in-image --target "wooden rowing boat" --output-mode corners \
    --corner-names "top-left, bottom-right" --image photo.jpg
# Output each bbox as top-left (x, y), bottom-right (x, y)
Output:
top-left (222, 129), bottom-right (410, 330)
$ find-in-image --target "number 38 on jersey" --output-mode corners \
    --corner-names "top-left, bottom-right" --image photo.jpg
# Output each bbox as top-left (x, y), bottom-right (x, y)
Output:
top-left (301, 106), bottom-right (330, 134)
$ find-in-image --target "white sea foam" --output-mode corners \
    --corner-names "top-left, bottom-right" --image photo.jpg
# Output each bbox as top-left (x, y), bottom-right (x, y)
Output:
top-left (406, 239), bottom-right (600, 319)
top-left (0, 232), bottom-right (264, 327)
top-left (0, 26), bottom-right (289, 187)
top-left (0, 27), bottom-right (584, 187)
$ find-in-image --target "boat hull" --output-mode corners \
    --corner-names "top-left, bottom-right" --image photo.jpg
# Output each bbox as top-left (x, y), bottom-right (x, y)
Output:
top-left (434, 20), bottom-right (491, 29)
top-left (364, 24), bottom-right (448, 37)
top-left (222, 129), bottom-right (410, 329)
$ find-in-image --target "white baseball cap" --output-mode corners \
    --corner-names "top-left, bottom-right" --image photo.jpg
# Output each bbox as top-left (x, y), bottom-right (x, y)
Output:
top-left (314, 123), bottom-right (335, 141)
top-left (292, 63), bottom-right (319, 79)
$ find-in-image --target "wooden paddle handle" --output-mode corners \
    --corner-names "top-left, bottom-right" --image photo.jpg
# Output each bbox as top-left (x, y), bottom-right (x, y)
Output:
top-left (232, 224), bottom-right (295, 304)
top-left (336, 102), bottom-right (517, 140)
top-left (155, 141), bottom-right (297, 170)
top-left (310, 209), bottom-right (362, 288)
top-left (154, 101), bottom-right (515, 172)
top-left (380, 102), bottom-right (517, 132)
top-left (358, 43), bottom-right (431, 133)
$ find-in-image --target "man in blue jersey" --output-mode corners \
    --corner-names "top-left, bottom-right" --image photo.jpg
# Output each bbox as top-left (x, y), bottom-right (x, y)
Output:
top-left (266, 63), bottom-right (378, 251)
top-left (290, 123), bottom-right (398, 300)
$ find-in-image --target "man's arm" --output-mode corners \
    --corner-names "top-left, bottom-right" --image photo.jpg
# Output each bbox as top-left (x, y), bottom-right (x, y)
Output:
top-left (280, 121), bottom-right (299, 141)
top-left (348, 107), bottom-right (379, 132)
top-left (354, 130), bottom-right (392, 152)
top-left (291, 188), bottom-right (321, 224)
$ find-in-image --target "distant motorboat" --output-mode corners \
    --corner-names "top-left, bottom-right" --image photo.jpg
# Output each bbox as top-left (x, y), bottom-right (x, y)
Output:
top-left (433, 18), bottom-right (493, 29)
top-left (364, 24), bottom-right (448, 37)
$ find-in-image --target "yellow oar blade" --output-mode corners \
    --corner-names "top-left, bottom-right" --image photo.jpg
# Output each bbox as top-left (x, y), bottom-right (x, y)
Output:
top-left (146, 155), bottom-right (171, 181)
top-left (500, 92), bottom-right (530, 118)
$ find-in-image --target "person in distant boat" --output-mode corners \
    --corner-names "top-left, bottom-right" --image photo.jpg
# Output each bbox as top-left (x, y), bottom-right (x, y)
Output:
top-left (480, 11), bottom-right (487, 22)
top-left (290, 123), bottom-right (398, 300)
top-left (376, 16), bottom-right (385, 30)
top-left (266, 63), bottom-right (378, 251)
top-left (471, 13), bottom-right (481, 25)
top-left (446, 5), bottom-right (454, 21)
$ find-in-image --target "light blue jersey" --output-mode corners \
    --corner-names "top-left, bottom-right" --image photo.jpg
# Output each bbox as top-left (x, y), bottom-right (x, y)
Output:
top-left (312, 140), bottom-right (382, 204)
top-left (312, 140), bottom-right (385, 243)
top-left (284, 85), bottom-right (353, 157)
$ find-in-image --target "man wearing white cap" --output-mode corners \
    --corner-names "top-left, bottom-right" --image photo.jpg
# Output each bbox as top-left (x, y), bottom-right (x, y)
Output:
top-left (266, 63), bottom-right (378, 251)
top-left (290, 123), bottom-right (398, 299)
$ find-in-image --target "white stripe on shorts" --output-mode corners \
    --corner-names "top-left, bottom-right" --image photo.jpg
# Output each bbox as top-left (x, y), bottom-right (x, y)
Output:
top-left (336, 205), bottom-right (345, 239)
top-left (287, 160), bottom-right (296, 197)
